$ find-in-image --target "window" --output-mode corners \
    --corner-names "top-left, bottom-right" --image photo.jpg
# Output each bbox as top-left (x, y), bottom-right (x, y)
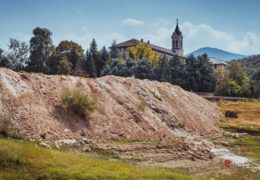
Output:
top-left (176, 41), bottom-right (178, 48)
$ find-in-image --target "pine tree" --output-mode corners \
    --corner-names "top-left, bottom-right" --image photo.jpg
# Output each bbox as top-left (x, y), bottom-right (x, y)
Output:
top-left (110, 40), bottom-right (118, 59)
top-left (89, 39), bottom-right (103, 77)
top-left (99, 46), bottom-right (109, 76)
top-left (167, 55), bottom-right (185, 87)
top-left (134, 59), bottom-right (153, 79)
top-left (196, 54), bottom-right (216, 92)
top-left (86, 53), bottom-right (97, 78)
top-left (155, 55), bottom-right (168, 81)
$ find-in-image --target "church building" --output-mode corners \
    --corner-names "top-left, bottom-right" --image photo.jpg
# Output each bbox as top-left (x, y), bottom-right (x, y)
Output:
top-left (111, 20), bottom-right (183, 59)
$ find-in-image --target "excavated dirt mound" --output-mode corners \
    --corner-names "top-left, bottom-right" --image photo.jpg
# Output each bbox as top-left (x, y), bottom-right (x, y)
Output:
top-left (0, 68), bottom-right (220, 141)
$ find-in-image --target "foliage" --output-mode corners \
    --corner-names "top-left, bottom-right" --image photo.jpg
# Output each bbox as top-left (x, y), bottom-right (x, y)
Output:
top-left (127, 43), bottom-right (159, 68)
top-left (102, 58), bottom-right (136, 77)
top-left (0, 48), bottom-right (11, 68)
top-left (214, 68), bottom-right (230, 96)
top-left (6, 38), bottom-right (29, 71)
top-left (60, 87), bottom-right (98, 118)
top-left (110, 39), bottom-right (119, 59)
top-left (154, 55), bottom-right (168, 81)
top-left (234, 55), bottom-right (260, 82)
top-left (166, 55), bottom-right (186, 87)
top-left (47, 40), bottom-right (84, 75)
top-left (27, 27), bottom-right (54, 73)
top-left (84, 39), bottom-right (106, 77)
top-left (134, 59), bottom-right (154, 79)
top-left (215, 61), bottom-right (259, 97)
top-left (90, 39), bottom-right (103, 76)
top-left (184, 54), bottom-right (215, 92)
top-left (57, 56), bottom-right (72, 75)
top-left (85, 52), bottom-right (97, 78)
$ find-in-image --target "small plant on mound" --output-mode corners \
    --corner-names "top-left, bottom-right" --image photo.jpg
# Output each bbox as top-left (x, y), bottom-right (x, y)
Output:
top-left (0, 113), bottom-right (12, 136)
top-left (60, 87), bottom-right (98, 118)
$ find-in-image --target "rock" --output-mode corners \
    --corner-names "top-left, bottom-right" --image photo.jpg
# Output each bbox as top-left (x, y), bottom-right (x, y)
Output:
top-left (64, 129), bottom-right (69, 133)
top-left (225, 111), bottom-right (238, 118)
top-left (40, 133), bottom-right (46, 139)
top-left (209, 153), bottom-right (214, 159)
top-left (54, 141), bottom-right (60, 149)
top-left (58, 139), bottom-right (77, 146)
top-left (39, 142), bottom-right (51, 149)
top-left (83, 146), bottom-right (91, 152)
top-left (82, 137), bottom-right (91, 144)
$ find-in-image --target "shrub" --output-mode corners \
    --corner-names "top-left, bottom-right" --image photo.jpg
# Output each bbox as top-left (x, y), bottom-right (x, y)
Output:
top-left (0, 113), bottom-right (12, 136)
top-left (60, 87), bottom-right (98, 118)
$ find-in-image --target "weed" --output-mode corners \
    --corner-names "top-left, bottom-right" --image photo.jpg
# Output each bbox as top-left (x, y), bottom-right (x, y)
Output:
top-left (60, 87), bottom-right (98, 118)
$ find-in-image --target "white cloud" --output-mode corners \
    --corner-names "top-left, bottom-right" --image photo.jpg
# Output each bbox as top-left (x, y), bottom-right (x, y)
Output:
top-left (63, 28), bottom-right (128, 50)
top-left (121, 18), bottom-right (144, 26)
top-left (142, 21), bottom-right (260, 55)
top-left (181, 21), bottom-right (260, 55)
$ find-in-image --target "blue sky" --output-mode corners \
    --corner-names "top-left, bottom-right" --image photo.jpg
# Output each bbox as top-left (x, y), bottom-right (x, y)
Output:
top-left (1, 0), bottom-right (260, 55)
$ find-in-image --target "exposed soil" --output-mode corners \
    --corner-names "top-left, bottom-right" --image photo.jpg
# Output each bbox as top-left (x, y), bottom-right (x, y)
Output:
top-left (0, 68), bottom-right (220, 141)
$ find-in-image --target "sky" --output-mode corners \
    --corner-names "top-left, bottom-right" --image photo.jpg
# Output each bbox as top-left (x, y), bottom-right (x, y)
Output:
top-left (0, 0), bottom-right (260, 55)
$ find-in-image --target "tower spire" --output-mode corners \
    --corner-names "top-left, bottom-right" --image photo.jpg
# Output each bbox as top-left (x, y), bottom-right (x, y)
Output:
top-left (171, 18), bottom-right (183, 56)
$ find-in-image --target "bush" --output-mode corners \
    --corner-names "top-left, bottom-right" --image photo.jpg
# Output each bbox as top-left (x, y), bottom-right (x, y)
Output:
top-left (0, 113), bottom-right (12, 136)
top-left (60, 87), bottom-right (98, 118)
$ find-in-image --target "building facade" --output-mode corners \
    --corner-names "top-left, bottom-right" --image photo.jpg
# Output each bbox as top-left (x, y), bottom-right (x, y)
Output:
top-left (111, 20), bottom-right (183, 59)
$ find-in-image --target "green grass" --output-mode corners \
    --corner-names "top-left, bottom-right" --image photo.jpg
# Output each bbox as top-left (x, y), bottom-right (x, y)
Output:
top-left (0, 138), bottom-right (193, 180)
top-left (230, 135), bottom-right (260, 162)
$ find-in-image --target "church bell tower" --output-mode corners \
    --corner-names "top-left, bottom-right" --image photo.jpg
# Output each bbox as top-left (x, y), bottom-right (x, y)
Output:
top-left (171, 19), bottom-right (183, 56)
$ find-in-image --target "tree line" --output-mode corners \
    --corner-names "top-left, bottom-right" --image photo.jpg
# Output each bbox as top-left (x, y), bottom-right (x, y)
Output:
top-left (0, 27), bottom-right (259, 98)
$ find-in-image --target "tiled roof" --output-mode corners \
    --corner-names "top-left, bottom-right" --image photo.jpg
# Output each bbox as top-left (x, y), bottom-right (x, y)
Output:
top-left (111, 39), bottom-right (176, 56)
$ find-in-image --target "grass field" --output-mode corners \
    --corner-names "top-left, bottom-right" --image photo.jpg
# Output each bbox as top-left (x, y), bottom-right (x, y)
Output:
top-left (0, 138), bottom-right (259, 180)
top-left (218, 100), bottom-right (260, 133)
top-left (0, 138), bottom-right (193, 180)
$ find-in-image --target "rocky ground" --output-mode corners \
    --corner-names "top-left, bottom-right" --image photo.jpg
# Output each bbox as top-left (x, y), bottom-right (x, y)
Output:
top-left (0, 67), bottom-right (219, 141)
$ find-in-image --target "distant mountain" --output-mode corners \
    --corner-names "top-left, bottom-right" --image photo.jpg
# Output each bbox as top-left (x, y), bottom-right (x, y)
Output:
top-left (186, 47), bottom-right (247, 61)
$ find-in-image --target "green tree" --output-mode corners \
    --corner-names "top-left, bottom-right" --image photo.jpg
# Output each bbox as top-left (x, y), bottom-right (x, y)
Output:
top-left (27, 27), bottom-right (54, 73)
top-left (196, 54), bottom-right (216, 92)
top-left (184, 55), bottom-right (198, 91)
top-left (86, 52), bottom-right (97, 78)
top-left (6, 38), bottom-right (29, 71)
top-left (214, 68), bottom-right (230, 95)
top-left (128, 43), bottom-right (159, 68)
top-left (53, 40), bottom-right (84, 75)
top-left (134, 59), bottom-right (154, 79)
top-left (228, 61), bottom-right (251, 96)
top-left (89, 39), bottom-right (104, 77)
top-left (57, 56), bottom-right (72, 75)
top-left (99, 46), bottom-right (109, 76)
top-left (110, 40), bottom-right (118, 59)
top-left (167, 55), bottom-right (185, 86)
top-left (155, 55), bottom-right (168, 81)
top-left (0, 48), bottom-right (11, 68)
top-left (56, 40), bottom-right (84, 68)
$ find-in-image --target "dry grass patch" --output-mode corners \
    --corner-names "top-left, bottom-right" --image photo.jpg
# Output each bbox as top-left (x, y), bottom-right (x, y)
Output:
top-left (218, 100), bottom-right (260, 132)
top-left (60, 87), bottom-right (98, 118)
